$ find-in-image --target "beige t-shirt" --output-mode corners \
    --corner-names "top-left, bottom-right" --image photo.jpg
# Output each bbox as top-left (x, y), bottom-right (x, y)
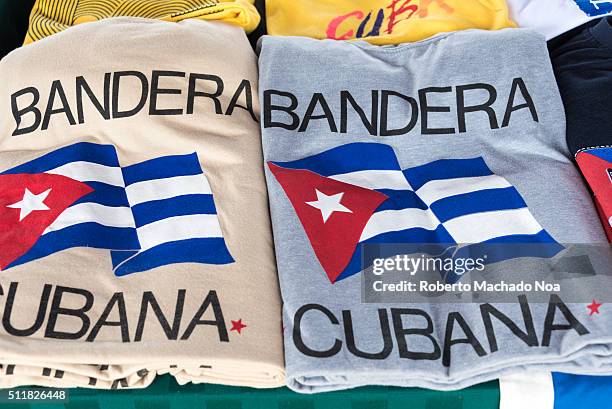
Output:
top-left (0, 18), bottom-right (283, 389)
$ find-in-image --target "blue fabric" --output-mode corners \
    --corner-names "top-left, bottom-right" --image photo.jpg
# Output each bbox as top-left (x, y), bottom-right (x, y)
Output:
top-left (553, 373), bottom-right (612, 409)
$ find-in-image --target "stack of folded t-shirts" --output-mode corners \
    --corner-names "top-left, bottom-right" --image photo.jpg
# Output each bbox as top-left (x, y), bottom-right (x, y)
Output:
top-left (0, 17), bottom-right (284, 389)
top-left (23, 0), bottom-right (260, 44)
top-left (258, 28), bottom-right (612, 392)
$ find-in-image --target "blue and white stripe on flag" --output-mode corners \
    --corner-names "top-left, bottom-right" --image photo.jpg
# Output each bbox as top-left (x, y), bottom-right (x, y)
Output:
top-left (111, 153), bottom-right (234, 276)
top-left (274, 142), bottom-right (561, 282)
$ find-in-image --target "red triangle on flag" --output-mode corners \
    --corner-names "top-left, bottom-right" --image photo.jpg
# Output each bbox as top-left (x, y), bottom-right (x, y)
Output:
top-left (268, 162), bottom-right (388, 283)
top-left (0, 173), bottom-right (93, 270)
top-left (576, 151), bottom-right (612, 242)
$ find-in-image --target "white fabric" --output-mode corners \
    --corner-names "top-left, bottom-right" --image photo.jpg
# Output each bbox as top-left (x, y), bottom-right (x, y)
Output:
top-left (508, 0), bottom-right (612, 39)
top-left (499, 372), bottom-right (555, 409)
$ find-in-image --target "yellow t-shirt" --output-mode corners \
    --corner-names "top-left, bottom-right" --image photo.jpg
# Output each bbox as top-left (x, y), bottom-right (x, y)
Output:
top-left (266, 0), bottom-right (516, 45)
top-left (24, 0), bottom-right (260, 44)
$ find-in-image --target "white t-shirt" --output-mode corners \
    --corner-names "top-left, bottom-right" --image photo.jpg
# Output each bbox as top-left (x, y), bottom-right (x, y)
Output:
top-left (508, 0), bottom-right (612, 39)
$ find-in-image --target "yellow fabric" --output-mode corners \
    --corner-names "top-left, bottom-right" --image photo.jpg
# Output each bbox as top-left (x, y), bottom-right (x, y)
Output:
top-left (24, 0), bottom-right (260, 44)
top-left (266, 0), bottom-right (516, 45)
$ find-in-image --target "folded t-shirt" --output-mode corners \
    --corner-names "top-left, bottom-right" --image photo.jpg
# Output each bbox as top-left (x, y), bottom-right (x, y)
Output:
top-left (549, 17), bottom-right (612, 241)
top-left (259, 28), bottom-right (611, 393)
top-left (265, 0), bottom-right (515, 45)
top-left (23, 0), bottom-right (261, 45)
top-left (507, 0), bottom-right (612, 39)
top-left (499, 372), bottom-right (612, 409)
top-left (0, 18), bottom-right (283, 389)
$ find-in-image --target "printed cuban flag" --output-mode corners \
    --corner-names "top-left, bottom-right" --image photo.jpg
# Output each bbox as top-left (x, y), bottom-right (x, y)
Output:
top-left (268, 142), bottom-right (561, 284)
top-left (573, 0), bottom-right (612, 16)
top-left (110, 153), bottom-right (234, 276)
top-left (0, 142), bottom-right (233, 275)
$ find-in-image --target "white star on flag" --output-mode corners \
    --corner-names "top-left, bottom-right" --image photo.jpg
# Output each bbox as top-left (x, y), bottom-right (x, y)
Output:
top-left (7, 188), bottom-right (52, 221)
top-left (306, 189), bottom-right (352, 223)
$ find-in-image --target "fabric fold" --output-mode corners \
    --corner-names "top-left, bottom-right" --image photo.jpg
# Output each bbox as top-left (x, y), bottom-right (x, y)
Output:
top-left (23, 0), bottom-right (261, 45)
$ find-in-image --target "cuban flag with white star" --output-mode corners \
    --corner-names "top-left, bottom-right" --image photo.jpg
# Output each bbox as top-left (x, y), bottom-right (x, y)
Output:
top-left (268, 142), bottom-right (562, 284)
top-left (0, 142), bottom-right (233, 275)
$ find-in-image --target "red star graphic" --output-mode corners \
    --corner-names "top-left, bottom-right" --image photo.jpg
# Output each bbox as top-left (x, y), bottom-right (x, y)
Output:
top-left (587, 300), bottom-right (602, 316)
top-left (230, 319), bottom-right (247, 334)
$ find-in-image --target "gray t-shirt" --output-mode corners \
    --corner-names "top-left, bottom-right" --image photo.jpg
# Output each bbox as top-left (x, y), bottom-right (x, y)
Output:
top-left (259, 28), bottom-right (611, 392)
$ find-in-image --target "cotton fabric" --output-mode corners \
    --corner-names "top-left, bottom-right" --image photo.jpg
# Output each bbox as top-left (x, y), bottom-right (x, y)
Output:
top-left (507, 0), bottom-right (612, 39)
top-left (499, 372), bottom-right (612, 409)
top-left (265, 0), bottom-right (515, 45)
top-left (499, 373), bottom-right (554, 409)
top-left (0, 18), bottom-right (283, 389)
top-left (549, 17), bottom-right (612, 241)
top-left (23, 0), bottom-right (261, 45)
top-left (259, 28), bottom-right (611, 393)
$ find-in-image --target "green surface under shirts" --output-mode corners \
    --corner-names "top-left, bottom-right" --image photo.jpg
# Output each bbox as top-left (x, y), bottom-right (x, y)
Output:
top-left (4, 375), bottom-right (500, 408)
